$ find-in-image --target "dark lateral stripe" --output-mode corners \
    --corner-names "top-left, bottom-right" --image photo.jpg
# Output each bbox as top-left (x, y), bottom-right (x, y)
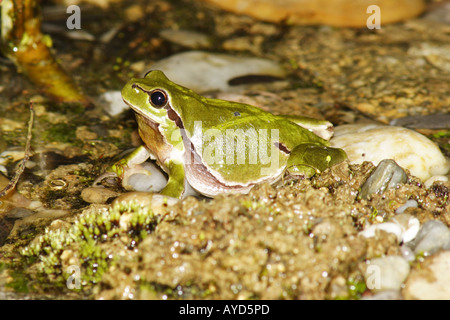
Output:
top-left (167, 108), bottom-right (184, 129)
top-left (274, 142), bottom-right (290, 154)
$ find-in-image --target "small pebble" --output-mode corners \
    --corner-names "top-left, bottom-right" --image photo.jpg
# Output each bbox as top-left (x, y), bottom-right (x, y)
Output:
top-left (81, 187), bottom-right (120, 204)
top-left (359, 159), bottom-right (407, 200)
top-left (364, 256), bottom-right (410, 292)
top-left (413, 220), bottom-right (450, 256)
top-left (399, 244), bottom-right (415, 262)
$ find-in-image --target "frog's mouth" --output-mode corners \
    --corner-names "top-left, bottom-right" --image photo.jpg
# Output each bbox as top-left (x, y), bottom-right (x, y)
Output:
top-left (123, 99), bottom-right (160, 131)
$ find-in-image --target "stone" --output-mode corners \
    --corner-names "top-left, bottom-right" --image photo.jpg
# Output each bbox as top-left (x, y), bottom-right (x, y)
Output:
top-left (331, 124), bottom-right (450, 182)
top-left (81, 187), bottom-right (120, 204)
top-left (147, 51), bottom-right (286, 93)
top-left (413, 220), bottom-right (450, 256)
top-left (199, 0), bottom-right (425, 27)
top-left (359, 159), bottom-right (407, 200)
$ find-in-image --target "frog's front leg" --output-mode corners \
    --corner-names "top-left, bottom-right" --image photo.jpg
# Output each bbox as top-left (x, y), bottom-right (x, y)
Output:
top-left (159, 159), bottom-right (187, 198)
top-left (93, 145), bottom-right (153, 187)
top-left (286, 143), bottom-right (347, 177)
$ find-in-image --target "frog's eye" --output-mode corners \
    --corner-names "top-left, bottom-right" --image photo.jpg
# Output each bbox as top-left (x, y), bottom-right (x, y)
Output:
top-left (149, 89), bottom-right (168, 108)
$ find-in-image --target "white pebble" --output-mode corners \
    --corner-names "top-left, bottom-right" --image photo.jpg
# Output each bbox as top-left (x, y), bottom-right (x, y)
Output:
top-left (391, 214), bottom-right (420, 243)
top-left (359, 214), bottom-right (420, 244)
top-left (147, 51), bottom-right (286, 93)
top-left (123, 162), bottom-right (168, 192)
top-left (330, 124), bottom-right (450, 182)
top-left (359, 222), bottom-right (403, 243)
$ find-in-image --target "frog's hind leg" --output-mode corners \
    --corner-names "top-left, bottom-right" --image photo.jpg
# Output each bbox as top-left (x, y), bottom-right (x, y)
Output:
top-left (286, 143), bottom-right (347, 178)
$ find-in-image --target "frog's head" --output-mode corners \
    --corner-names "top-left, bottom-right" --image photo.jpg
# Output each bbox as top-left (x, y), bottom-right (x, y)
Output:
top-left (121, 70), bottom-right (196, 129)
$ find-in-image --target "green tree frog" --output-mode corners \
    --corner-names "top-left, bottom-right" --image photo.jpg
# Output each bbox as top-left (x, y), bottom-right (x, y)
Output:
top-left (104, 70), bottom-right (347, 198)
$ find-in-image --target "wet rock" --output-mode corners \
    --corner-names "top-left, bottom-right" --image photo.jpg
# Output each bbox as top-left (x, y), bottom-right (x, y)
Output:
top-left (198, 0), bottom-right (425, 27)
top-left (364, 256), bottom-right (410, 292)
top-left (413, 220), bottom-right (450, 256)
top-left (359, 159), bottom-right (407, 200)
top-left (147, 51), bottom-right (286, 93)
top-left (403, 251), bottom-right (450, 299)
top-left (331, 124), bottom-right (450, 182)
top-left (390, 114), bottom-right (450, 130)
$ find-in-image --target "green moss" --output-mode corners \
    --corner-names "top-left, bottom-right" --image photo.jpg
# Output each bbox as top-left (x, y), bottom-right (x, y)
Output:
top-left (41, 122), bottom-right (77, 143)
top-left (347, 276), bottom-right (366, 300)
top-left (19, 199), bottom-right (161, 293)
